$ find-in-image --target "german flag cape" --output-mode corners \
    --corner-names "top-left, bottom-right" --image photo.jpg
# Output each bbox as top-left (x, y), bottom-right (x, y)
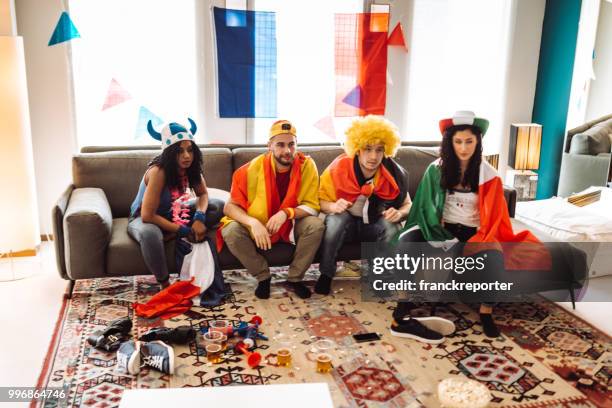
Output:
top-left (319, 154), bottom-right (400, 204)
top-left (216, 152), bottom-right (319, 252)
top-left (400, 159), bottom-right (550, 270)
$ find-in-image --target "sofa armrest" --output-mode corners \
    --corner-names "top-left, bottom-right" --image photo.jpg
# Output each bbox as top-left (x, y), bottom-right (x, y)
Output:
top-left (503, 185), bottom-right (517, 218)
top-left (63, 188), bottom-right (113, 280)
top-left (557, 152), bottom-right (611, 197)
top-left (52, 184), bottom-right (74, 280)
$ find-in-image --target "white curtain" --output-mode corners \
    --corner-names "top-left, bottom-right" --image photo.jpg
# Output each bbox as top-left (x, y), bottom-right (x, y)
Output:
top-left (69, 0), bottom-right (197, 147)
top-left (404, 0), bottom-right (512, 155)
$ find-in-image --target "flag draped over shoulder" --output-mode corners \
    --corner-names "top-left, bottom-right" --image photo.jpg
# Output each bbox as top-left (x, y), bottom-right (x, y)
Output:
top-left (401, 159), bottom-right (550, 270)
top-left (216, 152), bottom-right (319, 252)
top-left (319, 153), bottom-right (400, 203)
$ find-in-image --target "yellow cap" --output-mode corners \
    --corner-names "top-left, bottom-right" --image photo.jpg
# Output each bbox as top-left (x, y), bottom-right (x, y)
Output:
top-left (269, 120), bottom-right (297, 139)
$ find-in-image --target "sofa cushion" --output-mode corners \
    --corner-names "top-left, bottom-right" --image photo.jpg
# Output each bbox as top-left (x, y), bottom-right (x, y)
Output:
top-left (394, 147), bottom-right (439, 199)
top-left (73, 148), bottom-right (233, 217)
top-left (231, 146), bottom-right (345, 175)
top-left (568, 134), bottom-right (590, 154)
top-left (570, 126), bottom-right (612, 155)
top-left (106, 218), bottom-right (177, 277)
top-left (63, 188), bottom-right (113, 279)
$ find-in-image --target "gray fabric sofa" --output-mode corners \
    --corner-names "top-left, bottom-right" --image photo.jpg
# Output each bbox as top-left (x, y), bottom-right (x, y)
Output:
top-left (557, 113), bottom-right (612, 197)
top-left (54, 143), bottom-right (529, 297)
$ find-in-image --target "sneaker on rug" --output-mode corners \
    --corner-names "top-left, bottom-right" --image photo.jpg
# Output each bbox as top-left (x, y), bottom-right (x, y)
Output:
top-left (141, 341), bottom-right (175, 375)
top-left (139, 326), bottom-right (195, 344)
top-left (389, 318), bottom-right (445, 344)
top-left (87, 316), bottom-right (133, 351)
top-left (117, 340), bottom-right (141, 375)
top-left (403, 316), bottom-right (456, 336)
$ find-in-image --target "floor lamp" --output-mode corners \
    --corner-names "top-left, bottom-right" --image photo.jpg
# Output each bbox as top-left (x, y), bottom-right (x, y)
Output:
top-left (0, 35), bottom-right (41, 281)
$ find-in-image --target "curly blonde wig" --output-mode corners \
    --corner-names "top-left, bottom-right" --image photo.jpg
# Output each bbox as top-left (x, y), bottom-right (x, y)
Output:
top-left (344, 115), bottom-right (401, 158)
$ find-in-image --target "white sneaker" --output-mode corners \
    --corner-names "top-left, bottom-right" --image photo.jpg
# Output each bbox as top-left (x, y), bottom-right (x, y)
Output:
top-left (406, 316), bottom-right (456, 336)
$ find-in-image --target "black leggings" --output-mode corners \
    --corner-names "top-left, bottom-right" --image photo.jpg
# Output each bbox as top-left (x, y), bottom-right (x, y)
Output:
top-left (392, 224), bottom-right (501, 322)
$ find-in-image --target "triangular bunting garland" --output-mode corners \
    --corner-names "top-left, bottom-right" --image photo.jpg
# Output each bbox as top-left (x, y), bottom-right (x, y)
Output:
top-left (102, 79), bottom-right (132, 111)
top-left (135, 106), bottom-right (163, 140)
top-left (387, 22), bottom-right (407, 51)
top-left (313, 115), bottom-right (336, 140)
top-left (48, 12), bottom-right (81, 46)
top-left (342, 85), bottom-right (363, 109)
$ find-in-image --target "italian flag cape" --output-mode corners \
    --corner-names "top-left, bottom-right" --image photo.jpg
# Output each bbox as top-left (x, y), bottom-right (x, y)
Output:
top-left (402, 159), bottom-right (550, 270)
top-left (216, 152), bottom-right (319, 252)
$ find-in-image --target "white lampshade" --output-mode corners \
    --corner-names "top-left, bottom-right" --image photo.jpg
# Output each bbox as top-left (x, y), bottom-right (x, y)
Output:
top-left (0, 36), bottom-right (40, 255)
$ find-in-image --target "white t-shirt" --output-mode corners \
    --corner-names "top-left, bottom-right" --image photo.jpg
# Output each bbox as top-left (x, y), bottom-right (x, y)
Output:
top-left (442, 190), bottom-right (480, 227)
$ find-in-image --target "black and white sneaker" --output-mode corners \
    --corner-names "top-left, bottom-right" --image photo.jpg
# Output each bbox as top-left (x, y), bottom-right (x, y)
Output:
top-left (117, 340), bottom-right (141, 375)
top-left (139, 326), bottom-right (195, 344)
top-left (141, 341), bottom-right (175, 375)
top-left (404, 316), bottom-right (456, 336)
top-left (389, 318), bottom-right (445, 344)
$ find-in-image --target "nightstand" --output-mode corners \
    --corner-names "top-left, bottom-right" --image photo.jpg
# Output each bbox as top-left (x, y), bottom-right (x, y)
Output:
top-left (505, 169), bottom-right (538, 201)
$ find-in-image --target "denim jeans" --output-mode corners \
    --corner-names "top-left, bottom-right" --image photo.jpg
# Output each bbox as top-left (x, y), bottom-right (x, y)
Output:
top-left (127, 198), bottom-right (225, 283)
top-left (319, 212), bottom-right (400, 278)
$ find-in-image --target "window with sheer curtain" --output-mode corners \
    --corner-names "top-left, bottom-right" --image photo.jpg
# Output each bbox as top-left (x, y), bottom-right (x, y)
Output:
top-left (69, 0), bottom-right (197, 147)
top-left (404, 0), bottom-right (512, 154)
top-left (69, 0), bottom-right (512, 151)
top-left (250, 0), bottom-right (363, 144)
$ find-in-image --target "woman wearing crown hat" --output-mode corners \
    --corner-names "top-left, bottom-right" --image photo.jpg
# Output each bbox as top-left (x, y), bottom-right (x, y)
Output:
top-left (127, 119), bottom-right (225, 290)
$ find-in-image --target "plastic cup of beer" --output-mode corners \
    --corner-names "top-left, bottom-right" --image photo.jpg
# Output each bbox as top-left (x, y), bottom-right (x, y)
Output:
top-left (314, 339), bottom-right (334, 374)
top-left (274, 332), bottom-right (292, 367)
top-left (209, 320), bottom-right (233, 336)
top-left (206, 343), bottom-right (223, 364)
top-left (203, 330), bottom-right (223, 344)
top-left (316, 353), bottom-right (333, 373)
top-left (277, 347), bottom-right (292, 367)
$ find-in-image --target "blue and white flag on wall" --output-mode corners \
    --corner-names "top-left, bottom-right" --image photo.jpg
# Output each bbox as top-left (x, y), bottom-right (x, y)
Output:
top-left (213, 7), bottom-right (277, 118)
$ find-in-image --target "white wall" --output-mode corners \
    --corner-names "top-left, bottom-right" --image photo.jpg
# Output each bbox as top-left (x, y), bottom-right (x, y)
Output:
top-left (586, 0), bottom-right (612, 121)
top-left (566, 0), bottom-right (601, 131)
top-left (384, 0), bottom-right (412, 137)
top-left (15, 0), bottom-right (77, 235)
top-left (498, 0), bottom-right (546, 178)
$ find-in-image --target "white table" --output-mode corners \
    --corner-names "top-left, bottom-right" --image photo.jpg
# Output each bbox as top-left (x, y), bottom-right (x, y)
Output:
top-left (119, 383), bottom-right (334, 408)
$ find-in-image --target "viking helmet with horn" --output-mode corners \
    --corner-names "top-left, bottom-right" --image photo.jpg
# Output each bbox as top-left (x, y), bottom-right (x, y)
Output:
top-left (147, 118), bottom-right (197, 149)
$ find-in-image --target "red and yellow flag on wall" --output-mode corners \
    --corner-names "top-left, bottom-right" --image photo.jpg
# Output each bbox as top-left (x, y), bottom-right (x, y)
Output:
top-left (335, 12), bottom-right (390, 117)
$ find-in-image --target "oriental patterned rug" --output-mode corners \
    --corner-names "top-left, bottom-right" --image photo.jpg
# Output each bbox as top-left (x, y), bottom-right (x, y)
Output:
top-left (34, 265), bottom-right (611, 407)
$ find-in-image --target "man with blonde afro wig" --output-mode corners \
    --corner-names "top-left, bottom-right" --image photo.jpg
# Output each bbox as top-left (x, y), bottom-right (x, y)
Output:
top-left (315, 115), bottom-right (412, 295)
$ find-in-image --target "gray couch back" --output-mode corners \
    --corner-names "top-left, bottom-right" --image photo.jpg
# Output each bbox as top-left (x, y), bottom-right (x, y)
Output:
top-left (565, 113), bottom-right (612, 153)
top-left (73, 146), bottom-right (439, 218)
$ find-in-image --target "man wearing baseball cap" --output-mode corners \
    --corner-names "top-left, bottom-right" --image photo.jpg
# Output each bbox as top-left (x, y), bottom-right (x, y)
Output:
top-left (218, 120), bottom-right (324, 299)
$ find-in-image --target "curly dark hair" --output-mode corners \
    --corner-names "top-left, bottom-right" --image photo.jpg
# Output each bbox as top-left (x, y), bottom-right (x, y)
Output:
top-left (148, 141), bottom-right (203, 191)
top-left (439, 124), bottom-right (482, 192)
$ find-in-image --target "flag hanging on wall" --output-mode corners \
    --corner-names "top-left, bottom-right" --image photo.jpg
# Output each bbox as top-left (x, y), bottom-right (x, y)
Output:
top-left (134, 106), bottom-right (163, 139)
top-left (387, 22), bottom-right (408, 51)
top-left (334, 13), bottom-right (389, 117)
top-left (48, 11), bottom-right (81, 46)
top-left (213, 7), bottom-right (277, 118)
top-left (102, 79), bottom-right (132, 110)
